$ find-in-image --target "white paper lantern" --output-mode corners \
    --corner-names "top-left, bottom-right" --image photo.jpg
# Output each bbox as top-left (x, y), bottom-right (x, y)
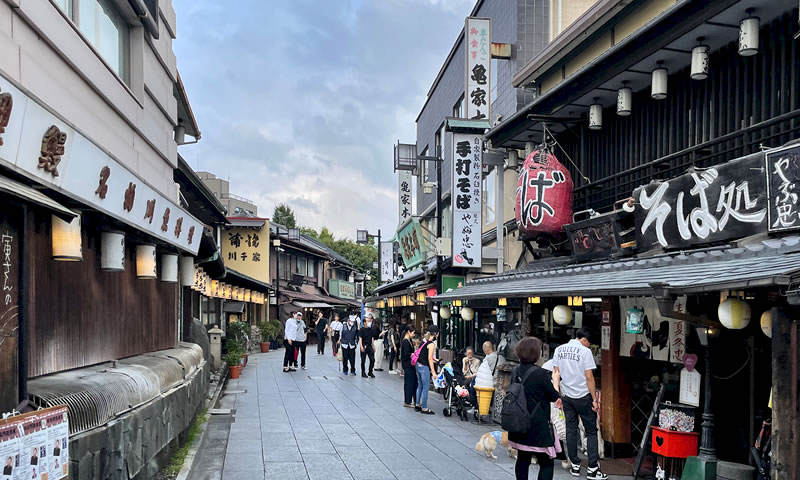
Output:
top-left (690, 44), bottom-right (709, 80)
top-left (461, 306), bottom-right (475, 321)
top-left (589, 101), bottom-right (602, 130)
top-left (136, 245), bottom-right (157, 279)
top-left (180, 256), bottom-right (195, 287)
top-left (718, 298), bottom-right (751, 329)
top-left (100, 231), bottom-right (125, 271)
top-left (738, 13), bottom-right (759, 56)
top-left (160, 253), bottom-right (178, 283)
top-left (51, 214), bottom-right (82, 261)
top-left (651, 63), bottom-right (668, 99)
top-left (439, 306), bottom-right (451, 320)
top-left (617, 86), bottom-right (632, 116)
top-left (553, 305), bottom-right (573, 325)
top-left (410, 311), bottom-right (416, 320)
top-left (759, 310), bottom-right (772, 338)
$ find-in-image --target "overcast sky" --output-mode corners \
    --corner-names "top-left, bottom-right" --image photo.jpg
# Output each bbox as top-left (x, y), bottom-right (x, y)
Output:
top-left (174, 0), bottom-right (474, 239)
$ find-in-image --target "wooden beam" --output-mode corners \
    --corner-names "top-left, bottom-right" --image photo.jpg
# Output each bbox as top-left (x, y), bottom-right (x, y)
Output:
top-left (771, 308), bottom-right (798, 480)
top-left (600, 298), bottom-right (631, 446)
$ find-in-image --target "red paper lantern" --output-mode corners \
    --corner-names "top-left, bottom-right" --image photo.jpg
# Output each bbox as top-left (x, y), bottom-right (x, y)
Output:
top-left (515, 149), bottom-right (574, 240)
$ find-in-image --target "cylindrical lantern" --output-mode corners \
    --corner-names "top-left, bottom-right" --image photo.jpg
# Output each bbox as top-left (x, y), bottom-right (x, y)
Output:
top-left (136, 245), bottom-right (157, 279)
top-left (51, 214), bottom-right (82, 261)
top-left (439, 306), bottom-right (451, 320)
top-left (553, 305), bottom-right (573, 325)
top-left (245, 289), bottom-right (251, 302)
top-left (617, 86), bottom-right (632, 116)
top-left (226, 284), bottom-right (232, 299)
top-left (760, 310), bottom-right (772, 338)
top-left (100, 231), bottom-right (125, 271)
top-left (160, 253), bottom-right (178, 283)
top-left (232, 287), bottom-right (239, 301)
top-left (738, 13), bottom-right (759, 56)
top-left (211, 280), bottom-right (219, 297)
top-left (461, 306), bottom-right (475, 321)
top-left (690, 44), bottom-right (709, 80)
top-left (651, 63), bottom-right (668, 99)
top-left (589, 100), bottom-right (602, 130)
top-left (718, 298), bottom-right (751, 329)
top-left (180, 256), bottom-right (194, 287)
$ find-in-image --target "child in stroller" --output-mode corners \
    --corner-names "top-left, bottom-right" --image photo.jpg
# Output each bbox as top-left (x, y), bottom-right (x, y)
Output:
top-left (439, 362), bottom-right (475, 421)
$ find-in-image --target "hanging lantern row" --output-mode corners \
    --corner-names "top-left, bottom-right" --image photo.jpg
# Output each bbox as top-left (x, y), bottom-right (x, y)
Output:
top-left (592, 10), bottom-right (761, 129)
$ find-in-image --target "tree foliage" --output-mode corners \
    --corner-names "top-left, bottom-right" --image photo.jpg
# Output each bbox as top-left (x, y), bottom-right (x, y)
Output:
top-left (272, 202), bottom-right (297, 228)
top-left (302, 227), bottom-right (379, 294)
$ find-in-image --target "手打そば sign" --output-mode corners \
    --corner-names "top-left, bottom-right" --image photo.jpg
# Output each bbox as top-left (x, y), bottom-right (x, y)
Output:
top-left (397, 219), bottom-right (427, 269)
top-left (465, 17), bottom-right (491, 121)
top-left (451, 132), bottom-right (482, 268)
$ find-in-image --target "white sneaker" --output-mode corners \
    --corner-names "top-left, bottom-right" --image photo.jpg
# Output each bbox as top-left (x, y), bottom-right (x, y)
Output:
top-left (388, 370), bottom-right (398, 375)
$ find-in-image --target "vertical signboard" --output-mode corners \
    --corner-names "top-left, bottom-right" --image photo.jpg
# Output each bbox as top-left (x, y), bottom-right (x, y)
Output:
top-left (379, 241), bottom-right (394, 282)
top-left (0, 209), bottom-right (20, 413)
top-left (766, 144), bottom-right (800, 232)
top-left (221, 220), bottom-right (270, 284)
top-left (452, 133), bottom-right (482, 268)
top-left (398, 170), bottom-right (413, 226)
top-left (465, 17), bottom-right (491, 121)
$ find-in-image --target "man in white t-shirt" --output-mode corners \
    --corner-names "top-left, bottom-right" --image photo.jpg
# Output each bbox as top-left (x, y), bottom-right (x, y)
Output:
top-left (552, 329), bottom-right (607, 480)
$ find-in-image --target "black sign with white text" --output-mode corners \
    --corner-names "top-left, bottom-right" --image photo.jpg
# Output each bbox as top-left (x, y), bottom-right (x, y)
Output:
top-left (766, 144), bottom-right (800, 232)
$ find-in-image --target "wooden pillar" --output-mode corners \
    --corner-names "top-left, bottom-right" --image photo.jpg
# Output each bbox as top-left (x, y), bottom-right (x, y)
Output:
top-left (181, 286), bottom-right (192, 341)
top-left (772, 309), bottom-right (798, 480)
top-left (600, 297), bottom-right (631, 451)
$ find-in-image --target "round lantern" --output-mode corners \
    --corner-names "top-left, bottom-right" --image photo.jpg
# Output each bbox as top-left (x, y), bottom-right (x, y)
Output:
top-left (51, 214), bottom-right (82, 261)
top-left (100, 231), bottom-right (125, 271)
top-left (515, 149), bottom-right (574, 241)
top-left (759, 310), bottom-right (772, 338)
top-left (160, 253), bottom-right (178, 283)
top-left (180, 256), bottom-right (195, 287)
top-left (718, 298), bottom-right (751, 329)
top-left (461, 306), bottom-right (475, 321)
top-left (439, 306), bottom-right (451, 320)
top-left (553, 305), bottom-right (573, 325)
top-left (136, 245), bottom-right (157, 279)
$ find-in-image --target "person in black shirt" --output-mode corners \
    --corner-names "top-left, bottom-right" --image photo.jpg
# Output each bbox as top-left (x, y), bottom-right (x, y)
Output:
top-left (314, 311), bottom-right (328, 355)
top-left (359, 313), bottom-right (379, 377)
top-left (400, 325), bottom-right (417, 407)
top-left (4, 456), bottom-right (13, 475)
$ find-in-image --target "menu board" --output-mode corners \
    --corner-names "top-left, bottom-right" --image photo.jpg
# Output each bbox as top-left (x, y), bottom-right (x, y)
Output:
top-left (0, 406), bottom-right (68, 480)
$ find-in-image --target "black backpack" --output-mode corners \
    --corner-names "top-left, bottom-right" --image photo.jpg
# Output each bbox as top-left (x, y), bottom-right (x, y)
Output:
top-left (501, 366), bottom-right (542, 434)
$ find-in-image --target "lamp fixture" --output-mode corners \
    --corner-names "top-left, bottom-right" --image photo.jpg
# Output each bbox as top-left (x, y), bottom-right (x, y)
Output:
top-left (588, 97), bottom-right (602, 130)
top-left (461, 306), bottom-right (475, 321)
top-left (100, 231), bottom-right (125, 271)
top-left (651, 61), bottom-right (668, 99)
top-left (738, 9), bottom-right (759, 56)
top-left (135, 245), bottom-right (157, 279)
top-left (498, 297), bottom-right (507, 306)
top-left (180, 256), bottom-right (194, 287)
top-left (617, 81), bottom-right (632, 116)
top-left (691, 37), bottom-right (710, 80)
top-left (51, 214), bottom-right (82, 261)
top-left (528, 296), bottom-right (540, 304)
top-left (439, 305), bottom-right (452, 319)
top-left (160, 253), bottom-right (179, 283)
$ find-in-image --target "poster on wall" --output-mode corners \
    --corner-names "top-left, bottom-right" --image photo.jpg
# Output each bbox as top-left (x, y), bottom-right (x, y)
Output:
top-left (0, 406), bottom-right (69, 480)
top-left (465, 17), bottom-right (491, 121)
top-left (0, 422), bottom-right (21, 480)
top-left (618, 297), bottom-right (684, 363)
top-left (45, 409), bottom-right (68, 479)
top-left (451, 133), bottom-right (482, 268)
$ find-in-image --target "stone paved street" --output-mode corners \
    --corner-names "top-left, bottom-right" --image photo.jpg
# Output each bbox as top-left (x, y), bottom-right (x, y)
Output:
top-left (189, 348), bottom-right (631, 480)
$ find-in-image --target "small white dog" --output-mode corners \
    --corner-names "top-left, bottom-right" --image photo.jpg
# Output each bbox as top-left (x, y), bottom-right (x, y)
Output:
top-left (475, 431), bottom-right (517, 459)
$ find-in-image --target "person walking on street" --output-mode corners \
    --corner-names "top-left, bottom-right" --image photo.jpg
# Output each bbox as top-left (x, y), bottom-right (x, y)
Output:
top-left (293, 312), bottom-right (308, 370)
top-left (283, 312), bottom-right (298, 373)
top-left (415, 325), bottom-right (439, 414)
top-left (387, 322), bottom-right (399, 374)
top-left (552, 329), bottom-right (607, 480)
top-left (508, 337), bottom-right (561, 480)
top-left (330, 314), bottom-right (342, 356)
top-left (339, 315), bottom-right (359, 375)
top-left (401, 325), bottom-right (418, 407)
top-left (315, 311), bottom-right (328, 355)
top-left (374, 321), bottom-right (387, 372)
top-left (359, 313), bottom-right (379, 377)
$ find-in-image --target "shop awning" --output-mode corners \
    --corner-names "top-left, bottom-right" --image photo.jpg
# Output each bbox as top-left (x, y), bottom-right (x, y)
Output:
top-left (293, 301), bottom-right (333, 309)
top-left (0, 174), bottom-right (76, 221)
top-left (222, 301), bottom-right (245, 313)
top-left (434, 237), bottom-right (800, 300)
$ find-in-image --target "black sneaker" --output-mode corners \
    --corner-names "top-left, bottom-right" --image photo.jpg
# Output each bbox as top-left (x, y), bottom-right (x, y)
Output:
top-left (361, 372), bottom-right (368, 378)
top-left (368, 372), bottom-right (375, 378)
top-left (569, 462), bottom-right (580, 477)
top-left (587, 466), bottom-right (607, 480)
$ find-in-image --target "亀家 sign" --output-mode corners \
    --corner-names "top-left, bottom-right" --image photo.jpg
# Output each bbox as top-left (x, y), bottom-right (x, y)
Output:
top-left (465, 17), bottom-right (491, 121)
top-left (451, 132), bottom-right (482, 268)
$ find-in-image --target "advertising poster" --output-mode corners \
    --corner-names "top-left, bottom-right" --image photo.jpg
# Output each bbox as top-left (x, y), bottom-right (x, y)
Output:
top-left (0, 423), bottom-right (21, 480)
top-left (20, 415), bottom-right (48, 480)
top-left (45, 409), bottom-right (68, 479)
top-left (0, 406), bottom-right (68, 480)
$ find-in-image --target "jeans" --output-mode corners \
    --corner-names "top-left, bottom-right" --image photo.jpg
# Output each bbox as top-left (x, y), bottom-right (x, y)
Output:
top-left (403, 366), bottom-right (418, 404)
top-left (563, 394), bottom-right (599, 468)
top-left (316, 334), bottom-right (326, 354)
top-left (283, 340), bottom-right (295, 368)
top-left (342, 347), bottom-right (356, 373)
top-left (388, 349), bottom-right (396, 371)
top-left (361, 347), bottom-right (375, 374)
top-left (415, 364), bottom-right (431, 409)
top-left (294, 341), bottom-right (306, 367)
top-left (515, 451), bottom-right (554, 480)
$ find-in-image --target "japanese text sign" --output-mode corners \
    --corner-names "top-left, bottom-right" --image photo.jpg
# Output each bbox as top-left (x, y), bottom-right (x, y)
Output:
top-left (380, 241), bottom-right (394, 282)
top-left (766, 144), bottom-right (800, 232)
top-left (398, 170), bottom-right (413, 226)
top-left (0, 405), bottom-right (69, 480)
top-left (625, 152), bottom-right (768, 250)
top-left (465, 17), bottom-right (491, 121)
top-left (221, 221), bottom-right (270, 285)
top-left (451, 132), bottom-right (482, 268)
top-left (329, 279), bottom-right (355, 299)
top-left (397, 219), bottom-right (427, 269)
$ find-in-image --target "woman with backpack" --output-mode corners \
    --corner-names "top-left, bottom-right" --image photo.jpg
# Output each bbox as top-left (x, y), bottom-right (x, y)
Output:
top-left (414, 325), bottom-right (440, 415)
top-left (506, 336), bottom-right (561, 480)
top-left (400, 325), bottom-right (417, 407)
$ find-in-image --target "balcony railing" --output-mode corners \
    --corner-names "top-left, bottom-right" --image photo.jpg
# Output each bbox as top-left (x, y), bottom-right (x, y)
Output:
top-left (221, 192), bottom-right (255, 205)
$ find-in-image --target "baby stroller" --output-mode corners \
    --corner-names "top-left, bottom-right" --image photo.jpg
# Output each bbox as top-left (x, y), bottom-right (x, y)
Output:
top-left (440, 363), bottom-right (474, 421)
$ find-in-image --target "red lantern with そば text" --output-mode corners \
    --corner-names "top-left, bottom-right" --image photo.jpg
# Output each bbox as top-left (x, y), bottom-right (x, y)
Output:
top-left (514, 150), bottom-right (574, 240)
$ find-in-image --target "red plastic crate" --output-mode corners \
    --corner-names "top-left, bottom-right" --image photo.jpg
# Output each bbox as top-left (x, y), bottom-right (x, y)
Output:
top-left (651, 426), bottom-right (700, 459)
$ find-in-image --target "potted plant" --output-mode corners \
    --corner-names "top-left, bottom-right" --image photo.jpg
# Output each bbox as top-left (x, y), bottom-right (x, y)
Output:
top-left (260, 320), bottom-right (280, 353)
top-left (225, 350), bottom-right (242, 379)
top-left (258, 321), bottom-right (271, 352)
top-left (268, 319), bottom-right (281, 351)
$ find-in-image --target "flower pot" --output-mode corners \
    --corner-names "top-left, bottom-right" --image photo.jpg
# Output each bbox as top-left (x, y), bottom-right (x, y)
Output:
top-left (260, 342), bottom-right (270, 353)
top-left (229, 365), bottom-right (241, 379)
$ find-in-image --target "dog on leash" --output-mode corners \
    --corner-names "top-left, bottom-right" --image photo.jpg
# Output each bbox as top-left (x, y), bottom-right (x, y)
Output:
top-left (476, 431), bottom-right (518, 459)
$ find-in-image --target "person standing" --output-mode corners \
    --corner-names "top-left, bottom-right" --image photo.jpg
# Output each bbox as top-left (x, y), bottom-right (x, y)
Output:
top-left (415, 325), bottom-right (439, 414)
top-left (508, 337), bottom-right (561, 480)
top-left (294, 312), bottom-right (308, 370)
top-left (330, 314), bottom-right (342, 356)
top-left (401, 325), bottom-right (417, 407)
top-left (315, 311), bottom-right (329, 355)
top-left (387, 322), bottom-right (399, 374)
top-left (552, 329), bottom-right (607, 480)
top-left (359, 313), bottom-right (379, 378)
top-left (283, 312), bottom-right (298, 373)
top-left (339, 315), bottom-right (359, 375)
top-left (374, 321), bottom-right (386, 372)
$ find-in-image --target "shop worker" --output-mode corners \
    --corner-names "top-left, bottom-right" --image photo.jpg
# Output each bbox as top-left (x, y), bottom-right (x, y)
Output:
top-left (283, 311), bottom-right (298, 373)
top-left (552, 329), bottom-right (607, 480)
top-left (339, 313), bottom-right (359, 376)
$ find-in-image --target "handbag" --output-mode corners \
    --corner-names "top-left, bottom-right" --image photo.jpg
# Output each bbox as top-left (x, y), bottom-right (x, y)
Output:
top-left (337, 348), bottom-right (343, 362)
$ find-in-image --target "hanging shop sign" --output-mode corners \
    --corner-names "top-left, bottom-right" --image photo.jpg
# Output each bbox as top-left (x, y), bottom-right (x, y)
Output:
top-left (0, 75), bottom-right (202, 255)
top-left (625, 151), bottom-right (767, 250)
top-left (397, 218), bottom-right (427, 269)
top-left (766, 144), bottom-right (800, 232)
top-left (329, 279), bottom-right (355, 300)
top-left (221, 220), bottom-right (270, 284)
top-left (379, 241), bottom-right (394, 282)
top-left (515, 150), bottom-right (574, 241)
top-left (398, 170), bottom-right (413, 226)
top-left (465, 17), bottom-right (491, 121)
top-left (0, 405), bottom-right (70, 480)
top-left (564, 210), bottom-right (635, 262)
top-left (452, 132), bottom-right (482, 268)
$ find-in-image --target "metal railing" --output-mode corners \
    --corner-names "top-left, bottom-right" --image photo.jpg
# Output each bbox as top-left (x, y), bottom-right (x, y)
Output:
top-left (221, 192), bottom-right (255, 205)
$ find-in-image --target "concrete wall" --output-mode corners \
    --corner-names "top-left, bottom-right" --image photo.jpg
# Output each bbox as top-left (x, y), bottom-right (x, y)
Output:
top-left (0, 0), bottom-right (180, 197)
top-left (548, 0), bottom-right (596, 42)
